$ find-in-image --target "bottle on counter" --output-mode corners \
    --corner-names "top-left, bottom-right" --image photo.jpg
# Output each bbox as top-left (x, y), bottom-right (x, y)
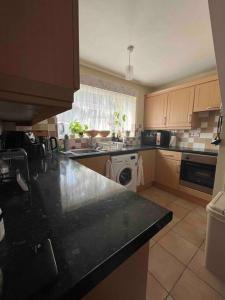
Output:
top-left (64, 134), bottom-right (69, 151)
top-left (0, 209), bottom-right (5, 242)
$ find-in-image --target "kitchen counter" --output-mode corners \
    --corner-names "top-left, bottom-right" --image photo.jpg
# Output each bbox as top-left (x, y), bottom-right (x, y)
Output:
top-left (0, 154), bottom-right (172, 300)
top-left (64, 145), bottom-right (218, 159)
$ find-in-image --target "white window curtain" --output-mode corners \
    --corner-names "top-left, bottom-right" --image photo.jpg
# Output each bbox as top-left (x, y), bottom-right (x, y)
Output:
top-left (57, 84), bottom-right (136, 138)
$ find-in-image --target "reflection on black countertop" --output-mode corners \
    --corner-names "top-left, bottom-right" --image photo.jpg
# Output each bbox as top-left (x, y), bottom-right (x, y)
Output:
top-left (0, 154), bottom-right (172, 300)
top-left (66, 145), bottom-right (218, 160)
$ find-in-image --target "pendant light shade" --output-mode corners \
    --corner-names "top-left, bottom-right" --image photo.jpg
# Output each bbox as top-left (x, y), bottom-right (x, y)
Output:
top-left (125, 45), bottom-right (134, 81)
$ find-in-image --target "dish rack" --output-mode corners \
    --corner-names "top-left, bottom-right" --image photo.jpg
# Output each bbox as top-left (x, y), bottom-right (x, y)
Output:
top-left (97, 141), bottom-right (124, 151)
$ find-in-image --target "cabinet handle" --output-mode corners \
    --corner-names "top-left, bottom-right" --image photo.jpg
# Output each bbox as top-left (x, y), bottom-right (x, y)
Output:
top-left (207, 106), bottom-right (219, 110)
top-left (188, 114), bottom-right (192, 123)
top-left (163, 154), bottom-right (174, 158)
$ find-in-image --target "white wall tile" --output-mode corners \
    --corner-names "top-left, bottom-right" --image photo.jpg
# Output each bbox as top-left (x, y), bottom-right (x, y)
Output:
top-left (200, 122), bottom-right (208, 129)
top-left (214, 115), bottom-right (219, 123)
top-left (200, 133), bottom-right (213, 139)
top-left (193, 143), bottom-right (205, 149)
top-left (188, 138), bottom-right (194, 143)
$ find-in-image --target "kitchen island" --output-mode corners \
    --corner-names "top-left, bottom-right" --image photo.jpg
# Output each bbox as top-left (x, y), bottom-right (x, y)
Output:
top-left (0, 154), bottom-right (172, 300)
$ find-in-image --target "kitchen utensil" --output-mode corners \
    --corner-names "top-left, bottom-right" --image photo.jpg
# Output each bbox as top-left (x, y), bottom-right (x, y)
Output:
top-left (211, 115), bottom-right (223, 145)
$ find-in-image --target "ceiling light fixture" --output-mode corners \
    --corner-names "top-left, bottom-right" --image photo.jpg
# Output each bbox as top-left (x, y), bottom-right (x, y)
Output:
top-left (125, 45), bottom-right (134, 81)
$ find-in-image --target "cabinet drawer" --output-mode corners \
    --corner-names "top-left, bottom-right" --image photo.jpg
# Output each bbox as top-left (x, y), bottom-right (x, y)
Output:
top-left (157, 150), bottom-right (182, 161)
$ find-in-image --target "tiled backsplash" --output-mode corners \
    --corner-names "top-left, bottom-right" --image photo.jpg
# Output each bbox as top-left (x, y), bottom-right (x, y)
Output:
top-left (176, 111), bottom-right (220, 150)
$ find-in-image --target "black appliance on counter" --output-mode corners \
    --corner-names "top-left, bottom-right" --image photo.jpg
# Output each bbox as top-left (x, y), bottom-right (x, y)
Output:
top-left (141, 130), bottom-right (171, 147)
top-left (180, 153), bottom-right (217, 195)
top-left (0, 131), bottom-right (58, 159)
top-left (0, 148), bottom-right (30, 191)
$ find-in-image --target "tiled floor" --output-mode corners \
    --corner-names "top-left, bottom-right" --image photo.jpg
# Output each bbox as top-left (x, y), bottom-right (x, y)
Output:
top-left (139, 187), bottom-right (225, 300)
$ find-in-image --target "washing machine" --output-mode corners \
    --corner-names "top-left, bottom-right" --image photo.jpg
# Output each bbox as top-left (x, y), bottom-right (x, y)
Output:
top-left (111, 153), bottom-right (138, 192)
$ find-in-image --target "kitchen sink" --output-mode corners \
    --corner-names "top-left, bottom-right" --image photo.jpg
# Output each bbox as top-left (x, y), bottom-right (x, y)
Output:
top-left (62, 148), bottom-right (101, 156)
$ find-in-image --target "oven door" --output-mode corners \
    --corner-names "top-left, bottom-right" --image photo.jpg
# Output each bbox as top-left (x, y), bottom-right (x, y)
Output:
top-left (180, 160), bottom-right (216, 194)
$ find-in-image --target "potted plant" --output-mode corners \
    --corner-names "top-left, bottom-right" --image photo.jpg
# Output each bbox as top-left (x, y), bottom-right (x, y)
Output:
top-left (69, 121), bottom-right (88, 137)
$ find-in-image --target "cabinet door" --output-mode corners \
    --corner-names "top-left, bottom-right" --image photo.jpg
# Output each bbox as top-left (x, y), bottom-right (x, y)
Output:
top-left (77, 156), bottom-right (110, 176)
top-left (155, 157), bottom-right (180, 190)
top-left (194, 80), bottom-right (221, 112)
top-left (144, 94), bottom-right (168, 129)
top-left (166, 87), bottom-right (194, 129)
top-left (139, 150), bottom-right (156, 187)
top-left (0, 0), bottom-right (79, 96)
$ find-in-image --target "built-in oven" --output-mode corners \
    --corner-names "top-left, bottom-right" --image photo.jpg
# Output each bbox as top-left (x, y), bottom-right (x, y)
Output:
top-left (180, 153), bottom-right (217, 195)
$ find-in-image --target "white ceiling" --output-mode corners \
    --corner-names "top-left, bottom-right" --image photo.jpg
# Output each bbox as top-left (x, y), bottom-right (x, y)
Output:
top-left (79, 0), bottom-right (216, 88)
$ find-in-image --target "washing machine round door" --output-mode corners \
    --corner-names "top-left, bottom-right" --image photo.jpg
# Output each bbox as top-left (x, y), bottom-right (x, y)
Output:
top-left (118, 167), bottom-right (132, 186)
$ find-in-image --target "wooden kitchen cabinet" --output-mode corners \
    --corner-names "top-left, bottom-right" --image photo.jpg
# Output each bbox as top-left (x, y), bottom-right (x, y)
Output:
top-left (0, 0), bottom-right (79, 124)
top-left (144, 94), bottom-right (168, 129)
top-left (166, 87), bottom-right (194, 129)
top-left (138, 150), bottom-right (156, 190)
top-left (155, 151), bottom-right (181, 190)
top-left (144, 74), bottom-right (220, 130)
top-left (76, 155), bottom-right (110, 176)
top-left (194, 80), bottom-right (221, 112)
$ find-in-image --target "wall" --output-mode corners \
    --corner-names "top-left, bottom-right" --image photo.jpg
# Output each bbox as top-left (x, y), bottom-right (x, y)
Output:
top-left (28, 64), bottom-right (151, 137)
top-left (80, 65), bottom-right (151, 129)
top-left (208, 0), bottom-right (225, 196)
top-left (176, 110), bottom-right (220, 150)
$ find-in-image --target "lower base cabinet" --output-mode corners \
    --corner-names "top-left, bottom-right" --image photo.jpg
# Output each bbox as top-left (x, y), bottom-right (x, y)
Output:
top-left (155, 151), bottom-right (181, 190)
top-left (138, 150), bottom-right (156, 189)
top-left (82, 243), bottom-right (149, 300)
top-left (76, 155), bottom-right (110, 176)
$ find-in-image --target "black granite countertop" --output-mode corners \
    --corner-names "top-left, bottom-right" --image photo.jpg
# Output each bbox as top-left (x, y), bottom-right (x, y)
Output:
top-left (0, 154), bottom-right (172, 300)
top-left (64, 145), bottom-right (218, 159)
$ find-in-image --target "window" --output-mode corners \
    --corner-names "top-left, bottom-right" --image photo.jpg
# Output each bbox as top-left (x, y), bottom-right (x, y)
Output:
top-left (57, 84), bottom-right (136, 138)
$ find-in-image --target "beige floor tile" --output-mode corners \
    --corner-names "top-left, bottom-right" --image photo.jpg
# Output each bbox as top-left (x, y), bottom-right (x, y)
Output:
top-left (149, 243), bottom-right (185, 292)
top-left (165, 202), bottom-right (191, 220)
top-left (171, 269), bottom-right (223, 300)
top-left (140, 187), bottom-right (176, 207)
top-left (173, 197), bottom-right (198, 210)
top-left (159, 231), bottom-right (198, 265)
top-left (146, 273), bottom-right (168, 300)
top-left (189, 249), bottom-right (225, 297)
top-left (194, 205), bottom-right (207, 218)
top-left (200, 240), bottom-right (205, 252)
top-left (172, 219), bottom-right (205, 247)
top-left (153, 216), bottom-right (179, 242)
top-left (166, 295), bottom-right (175, 300)
top-left (183, 209), bottom-right (207, 230)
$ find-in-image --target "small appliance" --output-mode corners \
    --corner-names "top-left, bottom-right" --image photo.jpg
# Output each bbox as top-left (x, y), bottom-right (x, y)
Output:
top-left (0, 148), bottom-right (30, 191)
top-left (1, 131), bottom-right (57, 159)
top-left (141, 130), bottom-right (171, 147)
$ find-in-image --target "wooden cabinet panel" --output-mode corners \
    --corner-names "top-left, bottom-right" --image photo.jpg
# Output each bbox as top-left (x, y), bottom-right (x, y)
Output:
top-left (139, 150), bottom-right (156, 188)
top-left (157, 150), bottom-right (182, 161)
top-left (0, 0), bottom-right (79, 124)
top-left (144, 94), bottom-right (168, 129)
top-left (166, 87), bottom-right (194, 129)
top-left (0, 0), bottom-right (78, 90)
top-left (155, 151), bottom-right (181, 190)
top-left (194, 80), bottom-right (221, 112)
top-left (77, 156), bottom-right (110, 176)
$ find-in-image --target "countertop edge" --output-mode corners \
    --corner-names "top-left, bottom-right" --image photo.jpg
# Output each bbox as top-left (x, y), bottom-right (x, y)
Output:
top-left (64, 145), bottom-right (218, 160)
top-left (63, 211), bottom-right (173, 299)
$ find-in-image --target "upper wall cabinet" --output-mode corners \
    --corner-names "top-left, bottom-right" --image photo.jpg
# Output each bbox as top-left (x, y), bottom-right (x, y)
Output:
top-left (144, 75), bottom-right (220, 130)
top-left (144, 94), bottom-right (168, 129)
top-left (166, 87), bottom-right (194, 129)
top-left (193, 80), bottom-right (221, 112)
top-left (0, 0), bottom-right (79, 124)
